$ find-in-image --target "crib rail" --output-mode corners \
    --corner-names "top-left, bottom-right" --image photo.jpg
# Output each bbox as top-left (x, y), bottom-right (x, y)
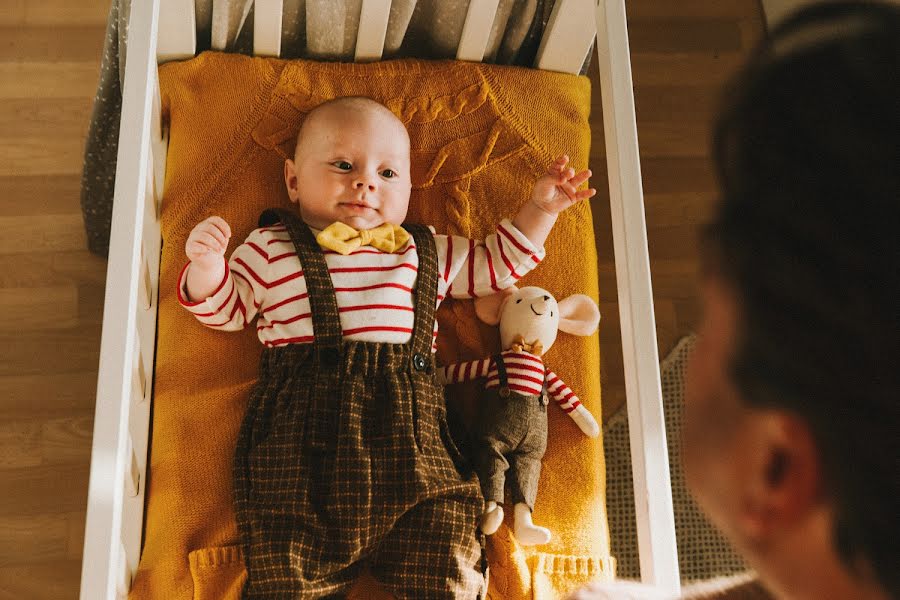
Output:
top-left (595, 0), bottom-right (680, 591)
top-left (83, 0), bottom-right (679, 596)
top-left (80, 0), bottom-right (165, 597)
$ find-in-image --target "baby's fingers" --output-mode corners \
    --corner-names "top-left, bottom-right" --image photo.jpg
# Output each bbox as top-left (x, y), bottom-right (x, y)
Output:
top-left (197, 224), bottom-right (228, 249)
top-left (567, 168), bottom-right (592, 187)
top-left (192, 230), bottom-right (227, 254)
top-left (547, 154), bottom-right (570, 175)
top-left (204, 216), bottom-right (232, 242)
top-left (186, 239), bottom-right (211, 257)
top-left (558, 180), bottom-right (596, 203)
top-left (574, 188), bottom-right (597, 201)
top-left (556, 167), bottom-right (576, 183)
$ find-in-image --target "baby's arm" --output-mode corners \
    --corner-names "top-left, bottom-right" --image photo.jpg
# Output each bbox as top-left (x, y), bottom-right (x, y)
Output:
top-left (545, 369), bottom-right (600, 438)
top-left (179, 217), bottom-right (268, 331)
top-left (438, 357), bottom-right (493, 385)
top-left (512, 155), bottom-right (595, 250)
top-left (438, 222), bottom-right (545, 299)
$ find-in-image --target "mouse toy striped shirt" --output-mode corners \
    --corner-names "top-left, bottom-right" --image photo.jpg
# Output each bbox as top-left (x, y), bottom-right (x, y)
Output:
top-left (438, 350), bottom-right (583, 416)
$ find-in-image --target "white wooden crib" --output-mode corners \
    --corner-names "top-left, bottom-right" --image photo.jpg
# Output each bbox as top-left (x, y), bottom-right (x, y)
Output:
top-left (80, 0), bottom-right (680, 597)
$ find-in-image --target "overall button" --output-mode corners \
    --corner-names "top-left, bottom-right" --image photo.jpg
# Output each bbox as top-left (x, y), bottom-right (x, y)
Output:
top-left (412, 353), bottom-right (428, 372)
top-left (320, 348), bottom-right (341, 366)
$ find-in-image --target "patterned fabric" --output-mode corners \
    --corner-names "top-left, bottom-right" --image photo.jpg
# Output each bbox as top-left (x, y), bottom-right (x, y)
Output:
top-left (604, 335), bottom-right (748, 582)
top-left (233, 208), bottom-right (486, 598)
top-left (176, 218), bottom-right (544, 347)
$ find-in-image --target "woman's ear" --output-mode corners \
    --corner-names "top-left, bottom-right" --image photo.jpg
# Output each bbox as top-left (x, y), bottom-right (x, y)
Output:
top-left (474, 286), bottom-right (517, 325)
top-left (557, 294), bottom-right (600, 336)
top-left (737, 412), bottom-right (822, 542)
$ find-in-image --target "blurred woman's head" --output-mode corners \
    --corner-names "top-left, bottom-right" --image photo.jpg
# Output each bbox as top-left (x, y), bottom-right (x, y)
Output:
top-left (684, 3), bottom-right (899, 598)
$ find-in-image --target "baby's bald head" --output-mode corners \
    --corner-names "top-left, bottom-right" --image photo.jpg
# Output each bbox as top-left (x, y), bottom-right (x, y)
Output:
top-left (293, 97), bottom-right (410, 160)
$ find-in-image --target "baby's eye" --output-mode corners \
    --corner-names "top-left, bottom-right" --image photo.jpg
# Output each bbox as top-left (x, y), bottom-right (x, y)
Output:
top-left (381, 169), bottom-right (396, 178)
top-left (333, 161), bottom-right (352, 171)
top-left (516, 299), bottom-right (522, 304)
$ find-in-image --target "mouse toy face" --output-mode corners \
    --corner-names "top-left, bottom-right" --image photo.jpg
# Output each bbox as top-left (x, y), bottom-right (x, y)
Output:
top-left (498, 287), bottom-right (562, 352)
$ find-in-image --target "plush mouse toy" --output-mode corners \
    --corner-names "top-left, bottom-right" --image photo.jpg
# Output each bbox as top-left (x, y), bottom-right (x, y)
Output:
top-left (439, 285), bottom-right (600, 545)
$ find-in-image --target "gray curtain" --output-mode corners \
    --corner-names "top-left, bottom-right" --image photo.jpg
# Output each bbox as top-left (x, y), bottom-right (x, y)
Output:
top-left (81, 0), bottom-right (578, 256)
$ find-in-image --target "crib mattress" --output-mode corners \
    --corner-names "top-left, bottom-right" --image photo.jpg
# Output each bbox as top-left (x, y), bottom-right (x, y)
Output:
top-left (132, 51), bottom-right (611, 599)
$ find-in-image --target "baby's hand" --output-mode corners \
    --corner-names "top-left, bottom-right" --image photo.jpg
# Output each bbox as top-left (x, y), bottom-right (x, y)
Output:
top-left (531, 155), bottom-right (596, 215)
top-left (186, 216), bottom-right (232, 271)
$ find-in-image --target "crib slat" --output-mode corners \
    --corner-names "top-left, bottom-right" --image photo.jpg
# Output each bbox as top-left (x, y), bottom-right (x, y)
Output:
top-left (254, 0), bottom-right (283, 57)
top-left (456, 0), bottom-right (500, 62)
top-left (157, 0), bottom-right (196, 62)
top-left (355, 0), bottom-right (391, 61)
top-left (594, 0), bottom-right (680, 592)
top-left (536, 0), bottom-right (596, 74)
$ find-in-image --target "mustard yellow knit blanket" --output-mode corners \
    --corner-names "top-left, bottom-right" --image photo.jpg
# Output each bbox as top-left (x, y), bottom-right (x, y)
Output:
top-left (134, 51), bottom-right (612, 599)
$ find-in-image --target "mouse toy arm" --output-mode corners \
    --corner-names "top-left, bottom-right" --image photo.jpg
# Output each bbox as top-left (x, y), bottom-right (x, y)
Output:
top-left (545, 369), bottom-right (600, 438)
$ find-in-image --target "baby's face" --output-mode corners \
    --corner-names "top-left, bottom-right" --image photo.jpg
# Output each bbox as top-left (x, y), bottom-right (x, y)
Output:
top-left (284, 106), bottom-right (412, 231)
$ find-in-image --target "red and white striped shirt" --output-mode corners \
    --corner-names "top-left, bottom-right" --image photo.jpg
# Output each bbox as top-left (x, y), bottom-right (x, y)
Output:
top-left (439, 350), bottom-right (583, 415)
top-left (178, 219), bottom-right (544, 349)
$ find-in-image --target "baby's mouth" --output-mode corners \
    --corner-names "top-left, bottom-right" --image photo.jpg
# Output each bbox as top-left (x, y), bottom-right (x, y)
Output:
top-left (340, 202), bottom-right (374, 213)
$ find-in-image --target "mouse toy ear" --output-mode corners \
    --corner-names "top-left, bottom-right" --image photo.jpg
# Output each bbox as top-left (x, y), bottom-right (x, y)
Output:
top-left (474, 286), bottom-right (517, 325)
top-left (557, 294), bottom-right (600, 336)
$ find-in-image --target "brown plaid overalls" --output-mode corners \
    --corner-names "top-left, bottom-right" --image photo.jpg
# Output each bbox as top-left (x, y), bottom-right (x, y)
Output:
top-left (233, 209), bottom-right (486, 599)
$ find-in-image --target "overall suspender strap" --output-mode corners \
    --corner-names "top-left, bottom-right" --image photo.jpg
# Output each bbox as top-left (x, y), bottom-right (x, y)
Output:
top-left (258, 209), bottom-right (342, 355)
top-left (493, 354), bottom-right (511, 398)
top-left (405, 224), bottom-right (439, 371)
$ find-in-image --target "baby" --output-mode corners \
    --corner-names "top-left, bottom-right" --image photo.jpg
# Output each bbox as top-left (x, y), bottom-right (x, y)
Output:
top-left (179, 96), bottom-right (594, 598)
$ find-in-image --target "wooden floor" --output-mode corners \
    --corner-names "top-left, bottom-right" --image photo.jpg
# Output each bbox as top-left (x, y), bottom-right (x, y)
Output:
top-left (0, 1), bottom-right (762, 597)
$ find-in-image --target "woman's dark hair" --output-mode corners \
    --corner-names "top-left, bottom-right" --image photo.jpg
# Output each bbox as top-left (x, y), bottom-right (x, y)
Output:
top-left (706, 2), bottom-right (899, 595)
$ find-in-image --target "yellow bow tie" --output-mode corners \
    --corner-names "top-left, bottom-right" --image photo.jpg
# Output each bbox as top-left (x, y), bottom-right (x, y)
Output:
top-left (509, 335), bottom-right (544, 357)
top-left (316, 222), bottom-right (410, 255)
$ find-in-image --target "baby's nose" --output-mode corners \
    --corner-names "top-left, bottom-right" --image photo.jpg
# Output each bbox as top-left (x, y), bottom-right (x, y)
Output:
top-left (354, 174), bottom-right (377, 191)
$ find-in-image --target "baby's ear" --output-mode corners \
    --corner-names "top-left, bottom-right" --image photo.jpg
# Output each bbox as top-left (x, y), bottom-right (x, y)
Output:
top-left (474, 286), bottom-right (517, 325)
top-left (557, 294), bottom-right (600, 336)
top-left (284, 159), bottom-right (300, 203)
